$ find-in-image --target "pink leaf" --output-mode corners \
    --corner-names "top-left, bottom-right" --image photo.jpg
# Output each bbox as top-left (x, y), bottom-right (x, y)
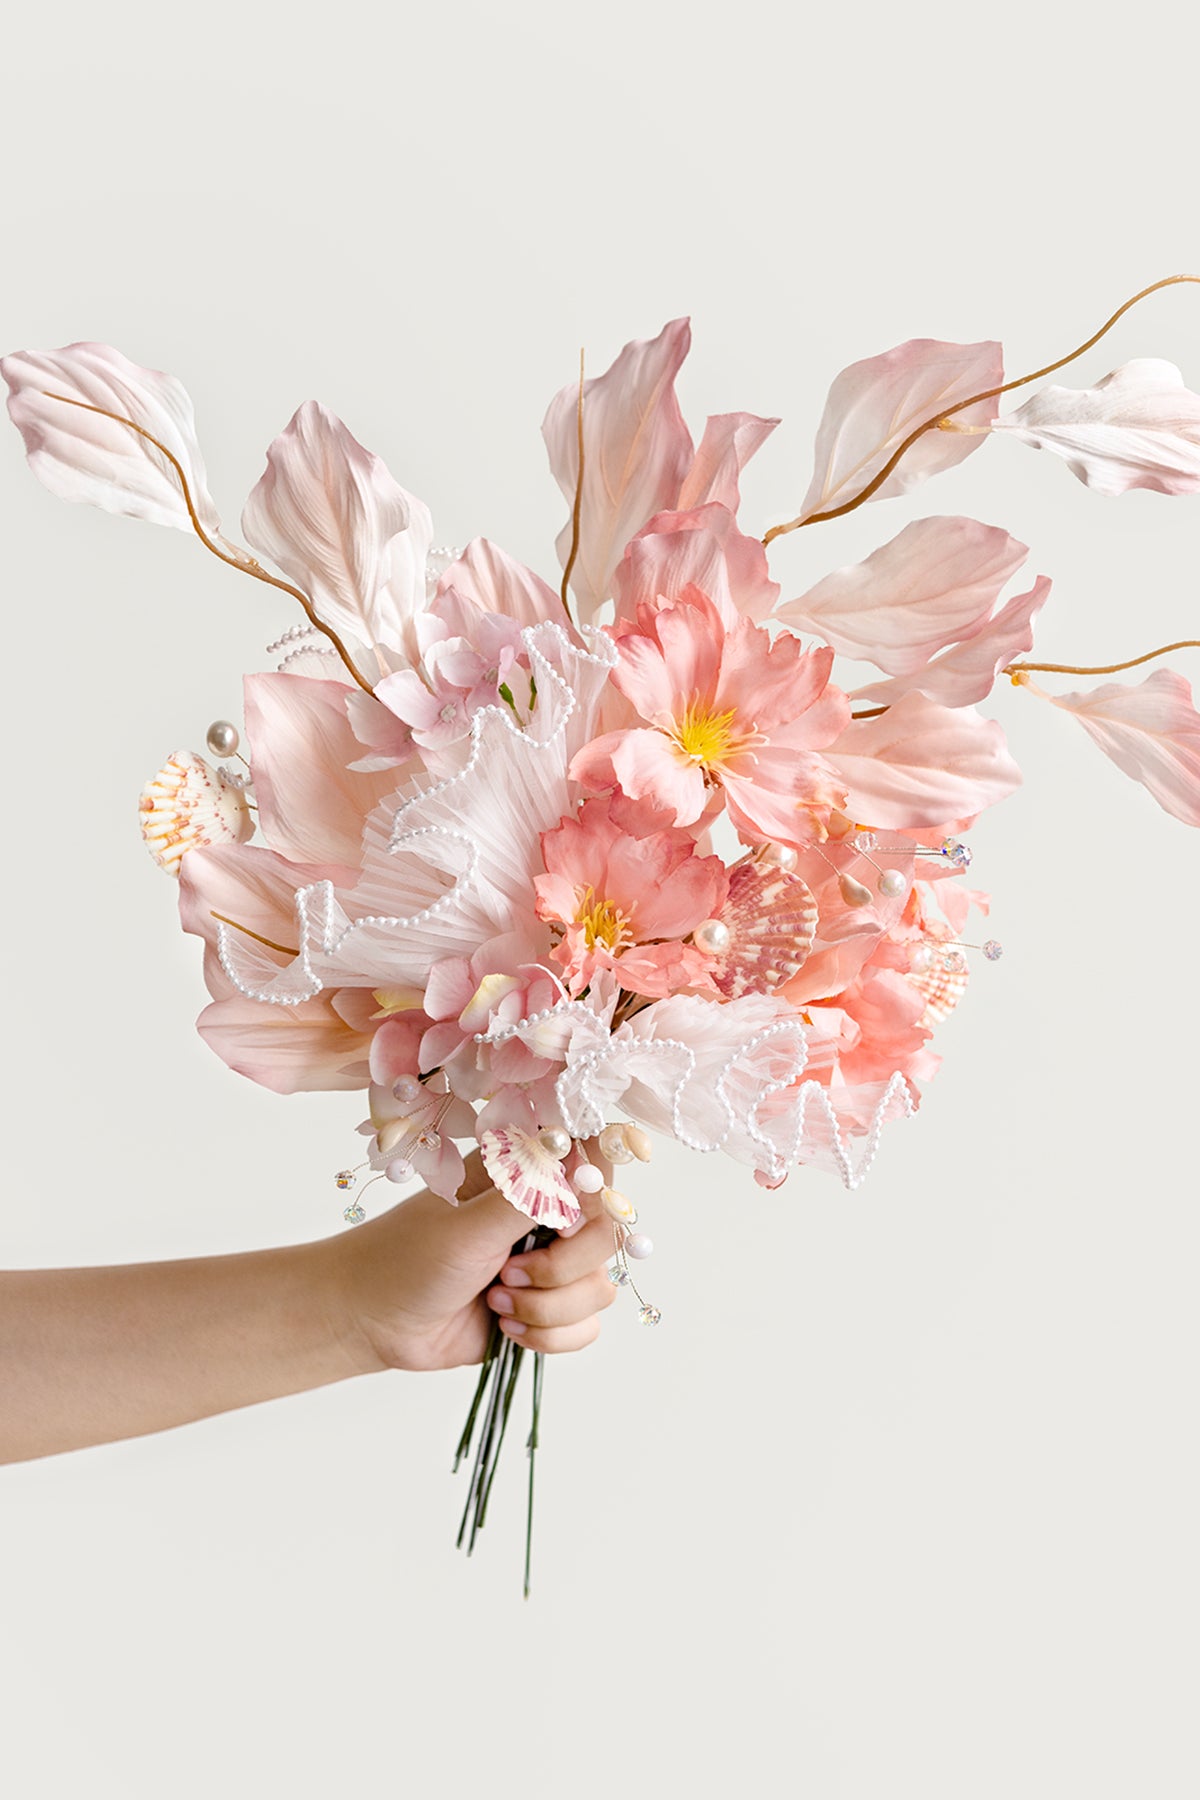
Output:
top-left (2, 341), bottom-right (221, 534)
top-left (798, 338), bottom-right (1003, 522)
top-left (827, 691), bottom-right (1021, 827)
top-left (996, 360), bottom-right (1200, 497)
top-left (854, 575), bottom-right (1052, 710)
top-left (542, 319), bottom-right (694, 622)
top-left (778, 515), bottom-right (1028, 673)
top-left (242, 401), bottom-right (431, 663)
top-left (1042, 668), bottom-right (1200, 826)
top-left (676, 411), bottom-right (779, 512)
top-left (434, 537), bottom-right (567, 630)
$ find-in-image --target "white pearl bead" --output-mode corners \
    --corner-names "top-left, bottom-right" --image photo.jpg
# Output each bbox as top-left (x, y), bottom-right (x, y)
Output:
top-left (598, 1123), bottom-right (634, 1164)
top-left (205, 719), bottom-right (240, 758)
top-left (624, 1232), bottom-right (654, 1260)
top-left (392, 1074), bottom-right (422, 1101)
top-left (385, 1157), bottom-right (415, 1183)
top-left (538, 1126), bottom-right (572, 1159)
top-left (878, 869), bottom-right (907, 899)
top-left (838, 873), bottom-right (874, 908)
top-left (693, 917), bottom-right (732, 956)
top-left (760, 843), bottom-right (798, 872)
top-left (571, 1163), bottom-right (604, 1194)
top-left (909, 944), bottom-right (935, 973)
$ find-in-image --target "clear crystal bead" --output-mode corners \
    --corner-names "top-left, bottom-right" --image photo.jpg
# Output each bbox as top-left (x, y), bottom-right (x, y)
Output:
top-left (983, 939), bottom-right (1003, 962)
top-left (334, 1169), bottom-right (356, 1191)
top-left (607, 1264), bottom-right (630, 1287)
top-left (342, 1201), bottom-right (366, 1224)
top-left (941, 837), bottom-right (973, 871)
top-left (637, 1305), bottom-right (662, 1327)
top-left (854, 831), bottom-right (877, 851)
top-left (942, 949), bottom-right (967, 973)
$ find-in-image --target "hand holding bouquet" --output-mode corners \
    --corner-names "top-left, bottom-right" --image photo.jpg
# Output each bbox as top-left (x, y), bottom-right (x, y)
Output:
top-left (7, 275), bottom-right (1199, 1583)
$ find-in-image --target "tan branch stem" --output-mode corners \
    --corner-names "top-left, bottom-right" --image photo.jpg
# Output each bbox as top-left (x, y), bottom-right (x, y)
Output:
top-left (42, 393), bottom-right (375, 695)
top-left (210, 912), bottom-right (300, 958)
top-left (1006, 639), bottom-right (1200, 678)
top-left (764, 273), bottom-right (1200, 544)
top-left (559, 349), bottom-right (585, 620)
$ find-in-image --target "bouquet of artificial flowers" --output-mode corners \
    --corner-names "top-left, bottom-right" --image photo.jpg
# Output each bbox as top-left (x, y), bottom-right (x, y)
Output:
top-left (6, 276), bottom-right (1199, 1584)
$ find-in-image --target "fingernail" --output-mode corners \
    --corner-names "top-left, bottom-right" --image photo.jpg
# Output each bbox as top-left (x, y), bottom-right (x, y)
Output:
top-left (487, 1287), bottom-right (515, 1314)
top-left (499, 1318), bottom-right (527, 1337)
top-left (501, 1264), bottom-right (532, 1287)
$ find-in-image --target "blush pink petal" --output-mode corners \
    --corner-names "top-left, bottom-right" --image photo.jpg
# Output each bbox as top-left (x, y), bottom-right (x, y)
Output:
top-left (369, 1012), bottom-right (430, 1084)
top-left (676, 412), bottom-right (779, 512)
top-left (1043, 667), bottom-right (1200, 826)
top-left (1, 341), bottom-right (222, 534)
top-left (434, 537), bottom-right (571, 632)
top-left (611, 729), bottom-right (708, 826)
top-left (542, 318), bottom-right (694, 622)
top-left (778, 516), bottom-right (1029, 674)
top-left (721, 750), bottom-right (847, 847)
top-left (827, 692), bottom-right (1022, 827)
top-left (196, 992), bottom-right (372, 1093)
top-left (714, 629), bottom-right (835, 736)
top-left (854, 575), bottom-right (1052, 711)
top-left (613, 503), bottom-right (779, 627)
top-left (797, 337), bottom-right (1003, 522)
top-left (245, 672), bottom-right (405, 870)
top-left (242, 400), bottom-right (431, 667)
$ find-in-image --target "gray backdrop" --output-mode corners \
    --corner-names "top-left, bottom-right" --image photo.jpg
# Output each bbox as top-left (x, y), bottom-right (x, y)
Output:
top-left (2, 2), bottom-right (1198, 1794)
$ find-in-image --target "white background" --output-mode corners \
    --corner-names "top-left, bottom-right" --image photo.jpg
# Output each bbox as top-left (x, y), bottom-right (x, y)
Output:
top-left (2, 3), bottom-right (1198, 1795)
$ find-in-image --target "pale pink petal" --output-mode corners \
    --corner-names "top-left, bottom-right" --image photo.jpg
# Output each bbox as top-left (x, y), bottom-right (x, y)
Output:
top-left (2, 341), bottom-right (221, 533)
top-left (241, 400), bottom-right (431, 664)
top-left (196, 991), bottom-right (372, 1093)
top-left (827, 691), bottom-right (1022, 827)
top-left (611, 729), bottom-right (709, 826)
top-left (613, 502), bottom-right (778, 626)
top-left (676, 412), bottom-right (779, 512)
top-left (854, 575), bottom-right (1052, 710)
top-left (244, 673), bottom-right (405, 869)
top-left (995, 360), bottom-right (1200, 496)
top-left (778, 516), bottom-right (1028, 673)
top-left (1042, 668), bottom-right (1200, 826)
top-left (542, 318), bottom-right (694, 622)
top-left (798, 338), bottom-right (1003, 522)
top-left (412, 1132), bottom-right (468, 1204)
top-left (434, 538), bottom-right (569, 631)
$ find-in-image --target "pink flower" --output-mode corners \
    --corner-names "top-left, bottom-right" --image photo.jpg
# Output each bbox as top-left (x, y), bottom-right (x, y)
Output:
top-left (535, 795), bottom-right (728, 998)
top-left (571, 587), bottom-right (850, 846)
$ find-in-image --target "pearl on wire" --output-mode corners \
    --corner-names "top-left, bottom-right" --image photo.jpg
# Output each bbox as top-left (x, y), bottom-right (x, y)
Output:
top-left (693, 917), bottom-right (732, 956)
top-left (838, 872), bottom-right (874, 908)
top-left (538, 1126), bottom-right (572, 1159)
top-left (205, 719), bottom-right (240, 758)
top-left (624, 1232), bottom-right (654, 1261)
top-left (878, 869), bottom-right (907, 899)
top-left (571, 1163), bottom-right (604, 1195)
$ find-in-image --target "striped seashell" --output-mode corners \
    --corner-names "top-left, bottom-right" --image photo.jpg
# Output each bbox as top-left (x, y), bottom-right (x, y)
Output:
top-left (139, 750), bottom-right (254, 875)
top-left (480, 1126), bottom-right (583, 1231)
top-left (708, 861), bottom-right (819, 1000)
top-left (908, 956), bottom-right (969, 1026)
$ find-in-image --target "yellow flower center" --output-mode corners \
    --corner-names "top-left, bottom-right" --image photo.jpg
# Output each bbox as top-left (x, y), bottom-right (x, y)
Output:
top-left (575, 888), bottom-right (632, 951)
top-left (671, 700), bottom-right (739, 767)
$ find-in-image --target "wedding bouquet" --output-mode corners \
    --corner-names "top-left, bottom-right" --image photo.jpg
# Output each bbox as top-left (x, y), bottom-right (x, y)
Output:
top-left (6, 276), bottom-right (1199, 1585)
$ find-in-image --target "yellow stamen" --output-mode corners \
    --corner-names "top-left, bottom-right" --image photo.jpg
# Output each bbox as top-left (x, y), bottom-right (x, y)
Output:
top-left (575, 887), bottom-right (632, 951)
top-left (671, 701), bottom-right (740, 767)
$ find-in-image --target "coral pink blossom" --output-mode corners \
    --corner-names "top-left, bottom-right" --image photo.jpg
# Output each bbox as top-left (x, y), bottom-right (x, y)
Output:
top-left (535, 796), bottom-right (728, 998)
top-left (571, 587), bottom-right (850, 846)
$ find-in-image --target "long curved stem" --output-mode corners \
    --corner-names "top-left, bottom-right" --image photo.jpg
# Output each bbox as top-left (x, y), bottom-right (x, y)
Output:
top-left (558, 350), bottom-right (585, 620)
top-left (1006, 639), bottom-right (1200, 679)
top-left (42, 393), bottom-right (375, 694)
top-left (764, 273), bottom-right (1200, 543)
top-left (210, 912), bottom-right (300, 957)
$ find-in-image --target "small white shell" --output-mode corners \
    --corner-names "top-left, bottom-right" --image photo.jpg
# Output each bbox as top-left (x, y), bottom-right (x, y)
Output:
top-left (480, 1127), bottom-right (583, 1231)
top-left (621, 1124), bottom-right (654, 1163)
top-left (601, 1186), bottom-right (638, 1224)
top-left (139, 751), bottom-right (253, 875)
top-left (908, 954), bottom-right (969, 1026)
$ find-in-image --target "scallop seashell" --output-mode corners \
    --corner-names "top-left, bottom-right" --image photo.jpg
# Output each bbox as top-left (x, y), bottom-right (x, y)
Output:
top-left (907, 954), bottom-right (969, 1026)
top-left (706, 862), bottom-right (819, 1000)
top-left (139, 751), bottom-right (254, 875)
top-left (480, 1127), bottom-right (583, 1231)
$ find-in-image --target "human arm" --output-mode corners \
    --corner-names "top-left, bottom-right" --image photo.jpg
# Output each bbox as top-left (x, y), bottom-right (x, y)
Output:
top-left (0, 1156), bottom-right (615, 1465)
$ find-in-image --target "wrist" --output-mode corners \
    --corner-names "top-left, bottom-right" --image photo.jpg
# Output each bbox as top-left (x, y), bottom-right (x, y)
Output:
top-left (299, 1233), bottom-right (396, 1381)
